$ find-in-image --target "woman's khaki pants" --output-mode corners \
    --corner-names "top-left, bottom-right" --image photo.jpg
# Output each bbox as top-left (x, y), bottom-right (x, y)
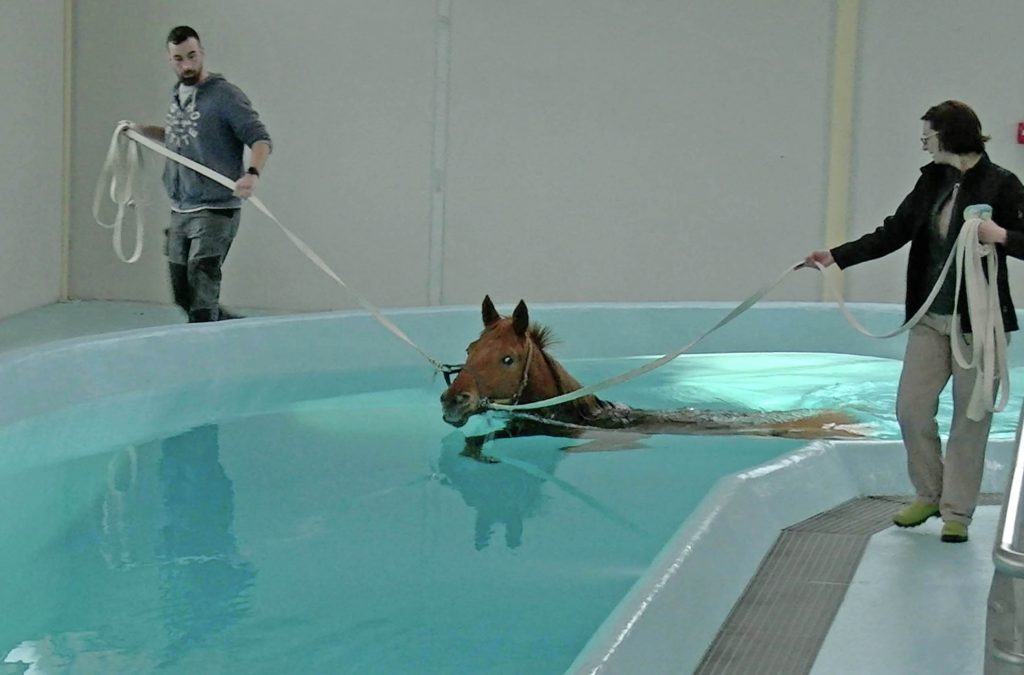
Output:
top-left (896, 314), bottom-right (997, 525)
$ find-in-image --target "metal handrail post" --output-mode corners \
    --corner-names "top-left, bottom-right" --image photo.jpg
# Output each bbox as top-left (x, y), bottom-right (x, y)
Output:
top-left (986, 403), bottom-right (1024, 673)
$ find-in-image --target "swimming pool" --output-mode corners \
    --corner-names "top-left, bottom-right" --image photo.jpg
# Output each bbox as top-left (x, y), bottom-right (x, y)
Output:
top-left (0, 302), bottom-right (1018, 673)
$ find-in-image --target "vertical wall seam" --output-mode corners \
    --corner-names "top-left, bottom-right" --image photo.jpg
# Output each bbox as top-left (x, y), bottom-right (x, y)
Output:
top-left (822, 0), bottom-right (860, 301)
top-left (60, 0), bottom-right (73, 301)
top-left (428, 0), bottom-right (453, 306)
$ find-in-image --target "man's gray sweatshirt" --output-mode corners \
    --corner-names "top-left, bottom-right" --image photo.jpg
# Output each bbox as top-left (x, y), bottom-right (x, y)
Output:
top-left (162, 73), bottom-right (271, 211)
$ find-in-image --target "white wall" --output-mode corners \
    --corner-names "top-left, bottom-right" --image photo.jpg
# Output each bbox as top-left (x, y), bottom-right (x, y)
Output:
top-left (65, 1), bottom-right (1024, 312)
top-left (0, 1), bottom-right (65, 320)
top-left (443, 1), bottom-right (833, 304)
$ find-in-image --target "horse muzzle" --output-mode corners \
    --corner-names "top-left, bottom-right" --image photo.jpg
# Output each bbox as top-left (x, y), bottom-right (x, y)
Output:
top-left (440, 388), bottom-right (483, 427)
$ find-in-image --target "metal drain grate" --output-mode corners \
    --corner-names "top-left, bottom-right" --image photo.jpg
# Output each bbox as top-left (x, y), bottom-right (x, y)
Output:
top-left (693, 494), bottom-right (1001, 674)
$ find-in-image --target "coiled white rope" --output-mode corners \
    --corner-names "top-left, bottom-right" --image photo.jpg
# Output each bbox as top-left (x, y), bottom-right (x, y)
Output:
top-left (491, 207), bottom-right (1009, 421)
top-left (93, 122), bottom-right (453, 372)
top-left (953, 215), bottom-right (1010, 419)
top-left (92, 121), bottom-right (147, 263)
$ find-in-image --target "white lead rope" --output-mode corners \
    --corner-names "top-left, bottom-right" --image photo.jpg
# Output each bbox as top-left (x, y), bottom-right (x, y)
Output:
top-left (93, 122), bottom-right (1009, 417)
top-left (93, 122), bottom-right (452, 372)
top-left (488, 261), bottom-right (803, 412)
top-left (494, 210), bottom-right (1010, 422)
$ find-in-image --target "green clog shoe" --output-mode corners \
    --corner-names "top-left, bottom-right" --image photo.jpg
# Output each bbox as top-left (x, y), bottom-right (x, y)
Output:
top-left (892, 501), bottom-right (940, 528)
top-left (941, 521), bottom-right (968, 543)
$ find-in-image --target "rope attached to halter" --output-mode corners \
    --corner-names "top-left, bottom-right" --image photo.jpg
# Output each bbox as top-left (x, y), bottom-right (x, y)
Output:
top-left (489, 207), bottom-right (1010, 422)
top-left (93, 122), bottom-right (452, 373)
top-left (486, 261), bottom-right (803, 412)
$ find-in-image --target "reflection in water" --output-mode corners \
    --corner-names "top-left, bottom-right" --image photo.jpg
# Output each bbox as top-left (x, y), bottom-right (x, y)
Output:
top-left (157, 424), bottom-right (255, 659)
top-left (437, 432), bottom-right (564, 550)
top-left (3, 425), bottom-right (257, 672)
top-left (99, 445), bottom-right (139, 570)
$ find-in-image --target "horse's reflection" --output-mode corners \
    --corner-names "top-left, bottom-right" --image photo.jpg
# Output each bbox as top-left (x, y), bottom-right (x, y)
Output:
top-left (437, 427), bottom-right (650, 550)
top-left (438, 432), bottom-right (564, 550)
top-left (157, 424), bottom-right (255, 653)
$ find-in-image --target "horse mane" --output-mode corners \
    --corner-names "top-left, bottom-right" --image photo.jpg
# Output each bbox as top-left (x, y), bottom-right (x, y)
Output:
top-left (527, 323), bottom-right (558, 351)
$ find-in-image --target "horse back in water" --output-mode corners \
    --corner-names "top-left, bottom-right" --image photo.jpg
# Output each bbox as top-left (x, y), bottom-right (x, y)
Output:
top-left (439, 296), bottom-right (863, 441)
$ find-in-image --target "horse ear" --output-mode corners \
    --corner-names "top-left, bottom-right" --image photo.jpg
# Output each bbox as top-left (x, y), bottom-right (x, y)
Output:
top-left (512, 300), bottom-right (529, 336)
top-left (482, 295), bottom-right (500, 326)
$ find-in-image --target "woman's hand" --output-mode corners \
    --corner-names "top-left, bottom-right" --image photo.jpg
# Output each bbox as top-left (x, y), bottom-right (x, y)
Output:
top-left (978, 219), bottom-right (1008, 245)
top-left (803, 249), bottom-right (835, 269)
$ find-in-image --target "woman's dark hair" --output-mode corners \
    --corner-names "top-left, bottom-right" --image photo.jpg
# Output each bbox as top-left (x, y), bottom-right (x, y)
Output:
top-left (167, 25), bottom-right (201, 46)
top-left (922, 100), bottom-right (990, 154)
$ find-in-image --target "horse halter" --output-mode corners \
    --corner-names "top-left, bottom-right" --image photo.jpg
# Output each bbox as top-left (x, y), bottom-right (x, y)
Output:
top-left (440, 363), bottom-right (463, 386)
top-left (503, 338), bottom-right (535, 406)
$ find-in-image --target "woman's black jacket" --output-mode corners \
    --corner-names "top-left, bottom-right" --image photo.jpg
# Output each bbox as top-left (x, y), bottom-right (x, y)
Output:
top-left (830, 154), bottom-right (1024, 332)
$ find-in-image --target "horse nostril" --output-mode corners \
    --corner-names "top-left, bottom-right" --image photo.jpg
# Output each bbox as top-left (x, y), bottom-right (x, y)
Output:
top-left (440, 390), bottom-right (472, 407)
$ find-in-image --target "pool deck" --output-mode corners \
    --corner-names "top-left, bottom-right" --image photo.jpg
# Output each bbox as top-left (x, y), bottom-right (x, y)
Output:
top-left (0, 300), bottom-right (1003, 675)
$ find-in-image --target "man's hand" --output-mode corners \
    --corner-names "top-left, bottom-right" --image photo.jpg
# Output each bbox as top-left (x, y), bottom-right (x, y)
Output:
top-left (234, 174), bottom-right (258, 199)
top-left (803, 249), bottom-right (835, 269)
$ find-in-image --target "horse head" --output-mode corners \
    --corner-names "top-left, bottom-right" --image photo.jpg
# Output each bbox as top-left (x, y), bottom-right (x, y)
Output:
top-left (440, 295), bottom-right (556, 427)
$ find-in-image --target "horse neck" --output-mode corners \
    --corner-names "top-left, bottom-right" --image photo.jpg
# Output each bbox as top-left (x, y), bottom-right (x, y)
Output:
top-left (523, 341), bottom-right (603, 413)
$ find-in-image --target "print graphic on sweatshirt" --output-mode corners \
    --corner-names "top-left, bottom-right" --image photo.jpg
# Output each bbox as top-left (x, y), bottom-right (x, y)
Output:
top-left (165, 96), bottom-right (201, 148)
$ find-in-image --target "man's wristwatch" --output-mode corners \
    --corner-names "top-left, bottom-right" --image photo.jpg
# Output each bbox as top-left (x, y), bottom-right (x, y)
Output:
top-left (246, 166), bottom-right (260, 178)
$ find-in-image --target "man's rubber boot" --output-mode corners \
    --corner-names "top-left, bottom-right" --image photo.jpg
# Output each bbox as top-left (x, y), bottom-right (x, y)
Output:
top-left (169, 262), bottom-right (191, 317)
top-left (217, 306), bottom-right (245, 321)
top-left (188, 308), bottom-right (217, 323)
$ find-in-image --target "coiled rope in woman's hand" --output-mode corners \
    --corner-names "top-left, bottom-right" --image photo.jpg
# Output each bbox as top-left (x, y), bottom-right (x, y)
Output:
top-left (952, 209), bottom-right (1010, 420)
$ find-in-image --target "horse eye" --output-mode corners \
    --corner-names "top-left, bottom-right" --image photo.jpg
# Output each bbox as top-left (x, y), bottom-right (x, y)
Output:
top-left (502, 355), bottom-right (514, 366)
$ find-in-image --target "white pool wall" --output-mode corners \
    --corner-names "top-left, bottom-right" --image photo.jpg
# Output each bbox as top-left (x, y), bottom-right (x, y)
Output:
top-left (0, 301), bottom-right (913, 429)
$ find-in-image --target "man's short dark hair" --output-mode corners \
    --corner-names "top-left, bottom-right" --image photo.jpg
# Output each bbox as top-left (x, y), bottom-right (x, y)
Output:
top-left (167, 25), bottom-right (201, 47)
top-left (922, 100), bottom-right (990, 155)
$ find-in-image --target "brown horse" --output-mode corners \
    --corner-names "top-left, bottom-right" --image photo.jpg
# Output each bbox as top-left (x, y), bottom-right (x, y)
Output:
top-left (440, 296), bottom-right (863, 454)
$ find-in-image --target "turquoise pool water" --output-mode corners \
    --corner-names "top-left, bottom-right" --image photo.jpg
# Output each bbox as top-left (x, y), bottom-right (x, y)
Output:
top-left (2, 351), bottom-right (1021, 673)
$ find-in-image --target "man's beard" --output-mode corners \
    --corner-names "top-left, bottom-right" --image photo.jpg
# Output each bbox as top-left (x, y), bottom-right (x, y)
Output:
top-left (179, 71), bottom-right (200, 86)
